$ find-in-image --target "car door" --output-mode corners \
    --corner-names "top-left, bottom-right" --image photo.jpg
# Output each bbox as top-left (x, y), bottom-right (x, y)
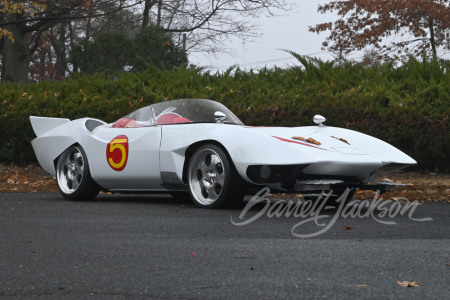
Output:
top-left (88, 125), bottom-right (162, 190)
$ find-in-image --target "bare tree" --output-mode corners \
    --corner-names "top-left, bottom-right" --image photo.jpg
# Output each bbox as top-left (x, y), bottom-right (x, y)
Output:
top-left (0, 0), bottom-right (293, 81)
top-left (139, 0), bottom-right (294, 54)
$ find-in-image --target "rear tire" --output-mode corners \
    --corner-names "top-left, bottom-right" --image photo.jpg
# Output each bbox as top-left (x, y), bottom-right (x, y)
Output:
top-left (187, 144), bottom-right (246, 208)
top-left (56, 145), bottom-right (100, 201)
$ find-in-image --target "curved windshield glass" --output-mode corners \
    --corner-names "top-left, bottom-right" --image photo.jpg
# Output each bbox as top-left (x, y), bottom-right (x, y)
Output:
top-left (152, 99), bottom-right (243, 125)
top-left (123, 106), bottom-right (154, 124)
top-left (111, 99), bottom-right (244, 128)
top-left (110, 106), bottom-right (154, 128)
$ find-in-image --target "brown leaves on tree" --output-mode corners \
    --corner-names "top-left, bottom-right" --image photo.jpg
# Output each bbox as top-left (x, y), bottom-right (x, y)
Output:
top-left (309, 0), bottom-right (450, 59)
top-left (83, 0), bottom-right (92, 9)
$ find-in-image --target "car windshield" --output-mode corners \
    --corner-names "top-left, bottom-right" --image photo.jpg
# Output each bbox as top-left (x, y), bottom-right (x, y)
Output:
top-left (113, 99), bottom-right (244, 127)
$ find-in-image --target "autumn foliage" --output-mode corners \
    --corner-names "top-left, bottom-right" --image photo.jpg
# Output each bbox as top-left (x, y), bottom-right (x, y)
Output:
top-left (310, 0), bottom-right (450, 59)
top-left (0, 0), bottom-right (47, 41)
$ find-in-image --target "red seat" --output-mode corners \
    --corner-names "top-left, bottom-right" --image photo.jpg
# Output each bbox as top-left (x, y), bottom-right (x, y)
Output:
top-left (112, 118), bottom-right (143, 128)
top-left (156, 113), bottom-right (190, 125)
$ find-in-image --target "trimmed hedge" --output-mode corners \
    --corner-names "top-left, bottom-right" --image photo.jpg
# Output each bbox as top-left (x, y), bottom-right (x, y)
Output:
top-left (1, 57), bottom-right (448, 171)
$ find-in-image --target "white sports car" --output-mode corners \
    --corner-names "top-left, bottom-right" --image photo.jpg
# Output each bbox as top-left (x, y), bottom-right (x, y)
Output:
top-left (30, 98), bottom-right (416, 208)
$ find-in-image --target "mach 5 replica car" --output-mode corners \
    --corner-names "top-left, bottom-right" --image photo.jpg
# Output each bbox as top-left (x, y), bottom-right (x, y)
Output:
top-left (30, 98), bottom-right (416, 208)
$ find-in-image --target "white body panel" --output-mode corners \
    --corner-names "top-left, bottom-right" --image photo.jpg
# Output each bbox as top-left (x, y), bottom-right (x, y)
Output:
top-left (31, 118), bottom-right (101, 176)
top-left (30, 116), bottom-right (70, 137)
top-left (89, 126), bottom-right (162, 190)
top-left (159, 124), bottom-right (415, 183)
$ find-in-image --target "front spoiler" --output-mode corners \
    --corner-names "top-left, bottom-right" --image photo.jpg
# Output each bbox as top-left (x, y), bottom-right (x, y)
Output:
top-left (269, 180), bottom-right (406, 194)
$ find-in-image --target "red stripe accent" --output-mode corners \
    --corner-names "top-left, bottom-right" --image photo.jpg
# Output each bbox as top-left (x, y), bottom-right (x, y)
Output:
top-left (272, 136), bottom-right (325, 150)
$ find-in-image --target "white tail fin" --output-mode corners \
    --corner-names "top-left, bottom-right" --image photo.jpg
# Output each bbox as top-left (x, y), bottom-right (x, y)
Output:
top-left (30, 116), bottom-right (70, 137)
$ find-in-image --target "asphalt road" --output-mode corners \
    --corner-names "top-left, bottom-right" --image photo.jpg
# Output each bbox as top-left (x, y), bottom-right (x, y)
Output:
top-left (0, 192), bottom-right (449, 299)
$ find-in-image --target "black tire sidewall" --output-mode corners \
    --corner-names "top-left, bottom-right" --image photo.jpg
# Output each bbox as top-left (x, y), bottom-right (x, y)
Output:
top-left (57, 145), bottom-right (99, 201)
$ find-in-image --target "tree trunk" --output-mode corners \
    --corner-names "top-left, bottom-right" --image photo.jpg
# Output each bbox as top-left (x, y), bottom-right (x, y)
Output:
top-left (86, 0), bottom-right (94, 39)
top-left (157, 0), bottom-right (162, 28)
top-left (68, 21), bottom-right (78, 73)
top-left (3, 22), bottom-right (30, 82)
top-left (142, 0), bottom-right (157, 28)
top-left (428, 19), bottom-right (437, 59)
top-left (54, 23), bottom-right (67, 79)
top-left (39, 44), bottom-right (46, 78)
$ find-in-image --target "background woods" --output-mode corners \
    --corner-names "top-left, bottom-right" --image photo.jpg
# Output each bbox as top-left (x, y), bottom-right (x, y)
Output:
top-left (1, 1), bottom-right (448, 82)
top-left (0, 0), bottom-right (292, 82)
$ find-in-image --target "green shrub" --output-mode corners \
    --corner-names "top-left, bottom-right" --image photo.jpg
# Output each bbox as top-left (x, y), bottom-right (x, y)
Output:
top-left (0, 57), bottom-right (448, 171)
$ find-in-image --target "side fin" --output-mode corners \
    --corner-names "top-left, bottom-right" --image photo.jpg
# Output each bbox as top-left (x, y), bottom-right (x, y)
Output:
top-left (30, 116), bottom-right (70, 137)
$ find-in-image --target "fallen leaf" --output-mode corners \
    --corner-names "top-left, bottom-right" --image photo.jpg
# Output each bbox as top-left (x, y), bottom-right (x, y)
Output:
top-left (397, 280), bottom-right (420, 287)
top-left (345, 284), bottom-right (368, 287)
top-left (341, 226), bottom-right (353, 230)
top-left (191, 251), bottom-right (196, 257)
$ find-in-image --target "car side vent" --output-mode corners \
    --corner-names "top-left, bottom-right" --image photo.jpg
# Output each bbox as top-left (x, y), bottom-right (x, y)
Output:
top-left (85, 119), bottom-right (104, 132)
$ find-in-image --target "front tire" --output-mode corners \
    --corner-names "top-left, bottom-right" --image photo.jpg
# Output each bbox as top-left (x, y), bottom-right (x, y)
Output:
top-left (56, 145), bottom-right (100, 201)
top-left (187, 144), bottom-right (245, 208)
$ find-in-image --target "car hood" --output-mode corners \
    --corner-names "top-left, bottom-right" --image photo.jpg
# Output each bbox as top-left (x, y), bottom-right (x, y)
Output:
top-left (241, 125), bottom-right (416, 165)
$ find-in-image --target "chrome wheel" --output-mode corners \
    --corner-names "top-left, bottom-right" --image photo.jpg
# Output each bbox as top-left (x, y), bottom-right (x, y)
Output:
top-left (56, 145), bottom-right (99, 201)
top-left (57, 146), bottom-right (85, 194)
top-left (189, 148), bottom-right (226, 206)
